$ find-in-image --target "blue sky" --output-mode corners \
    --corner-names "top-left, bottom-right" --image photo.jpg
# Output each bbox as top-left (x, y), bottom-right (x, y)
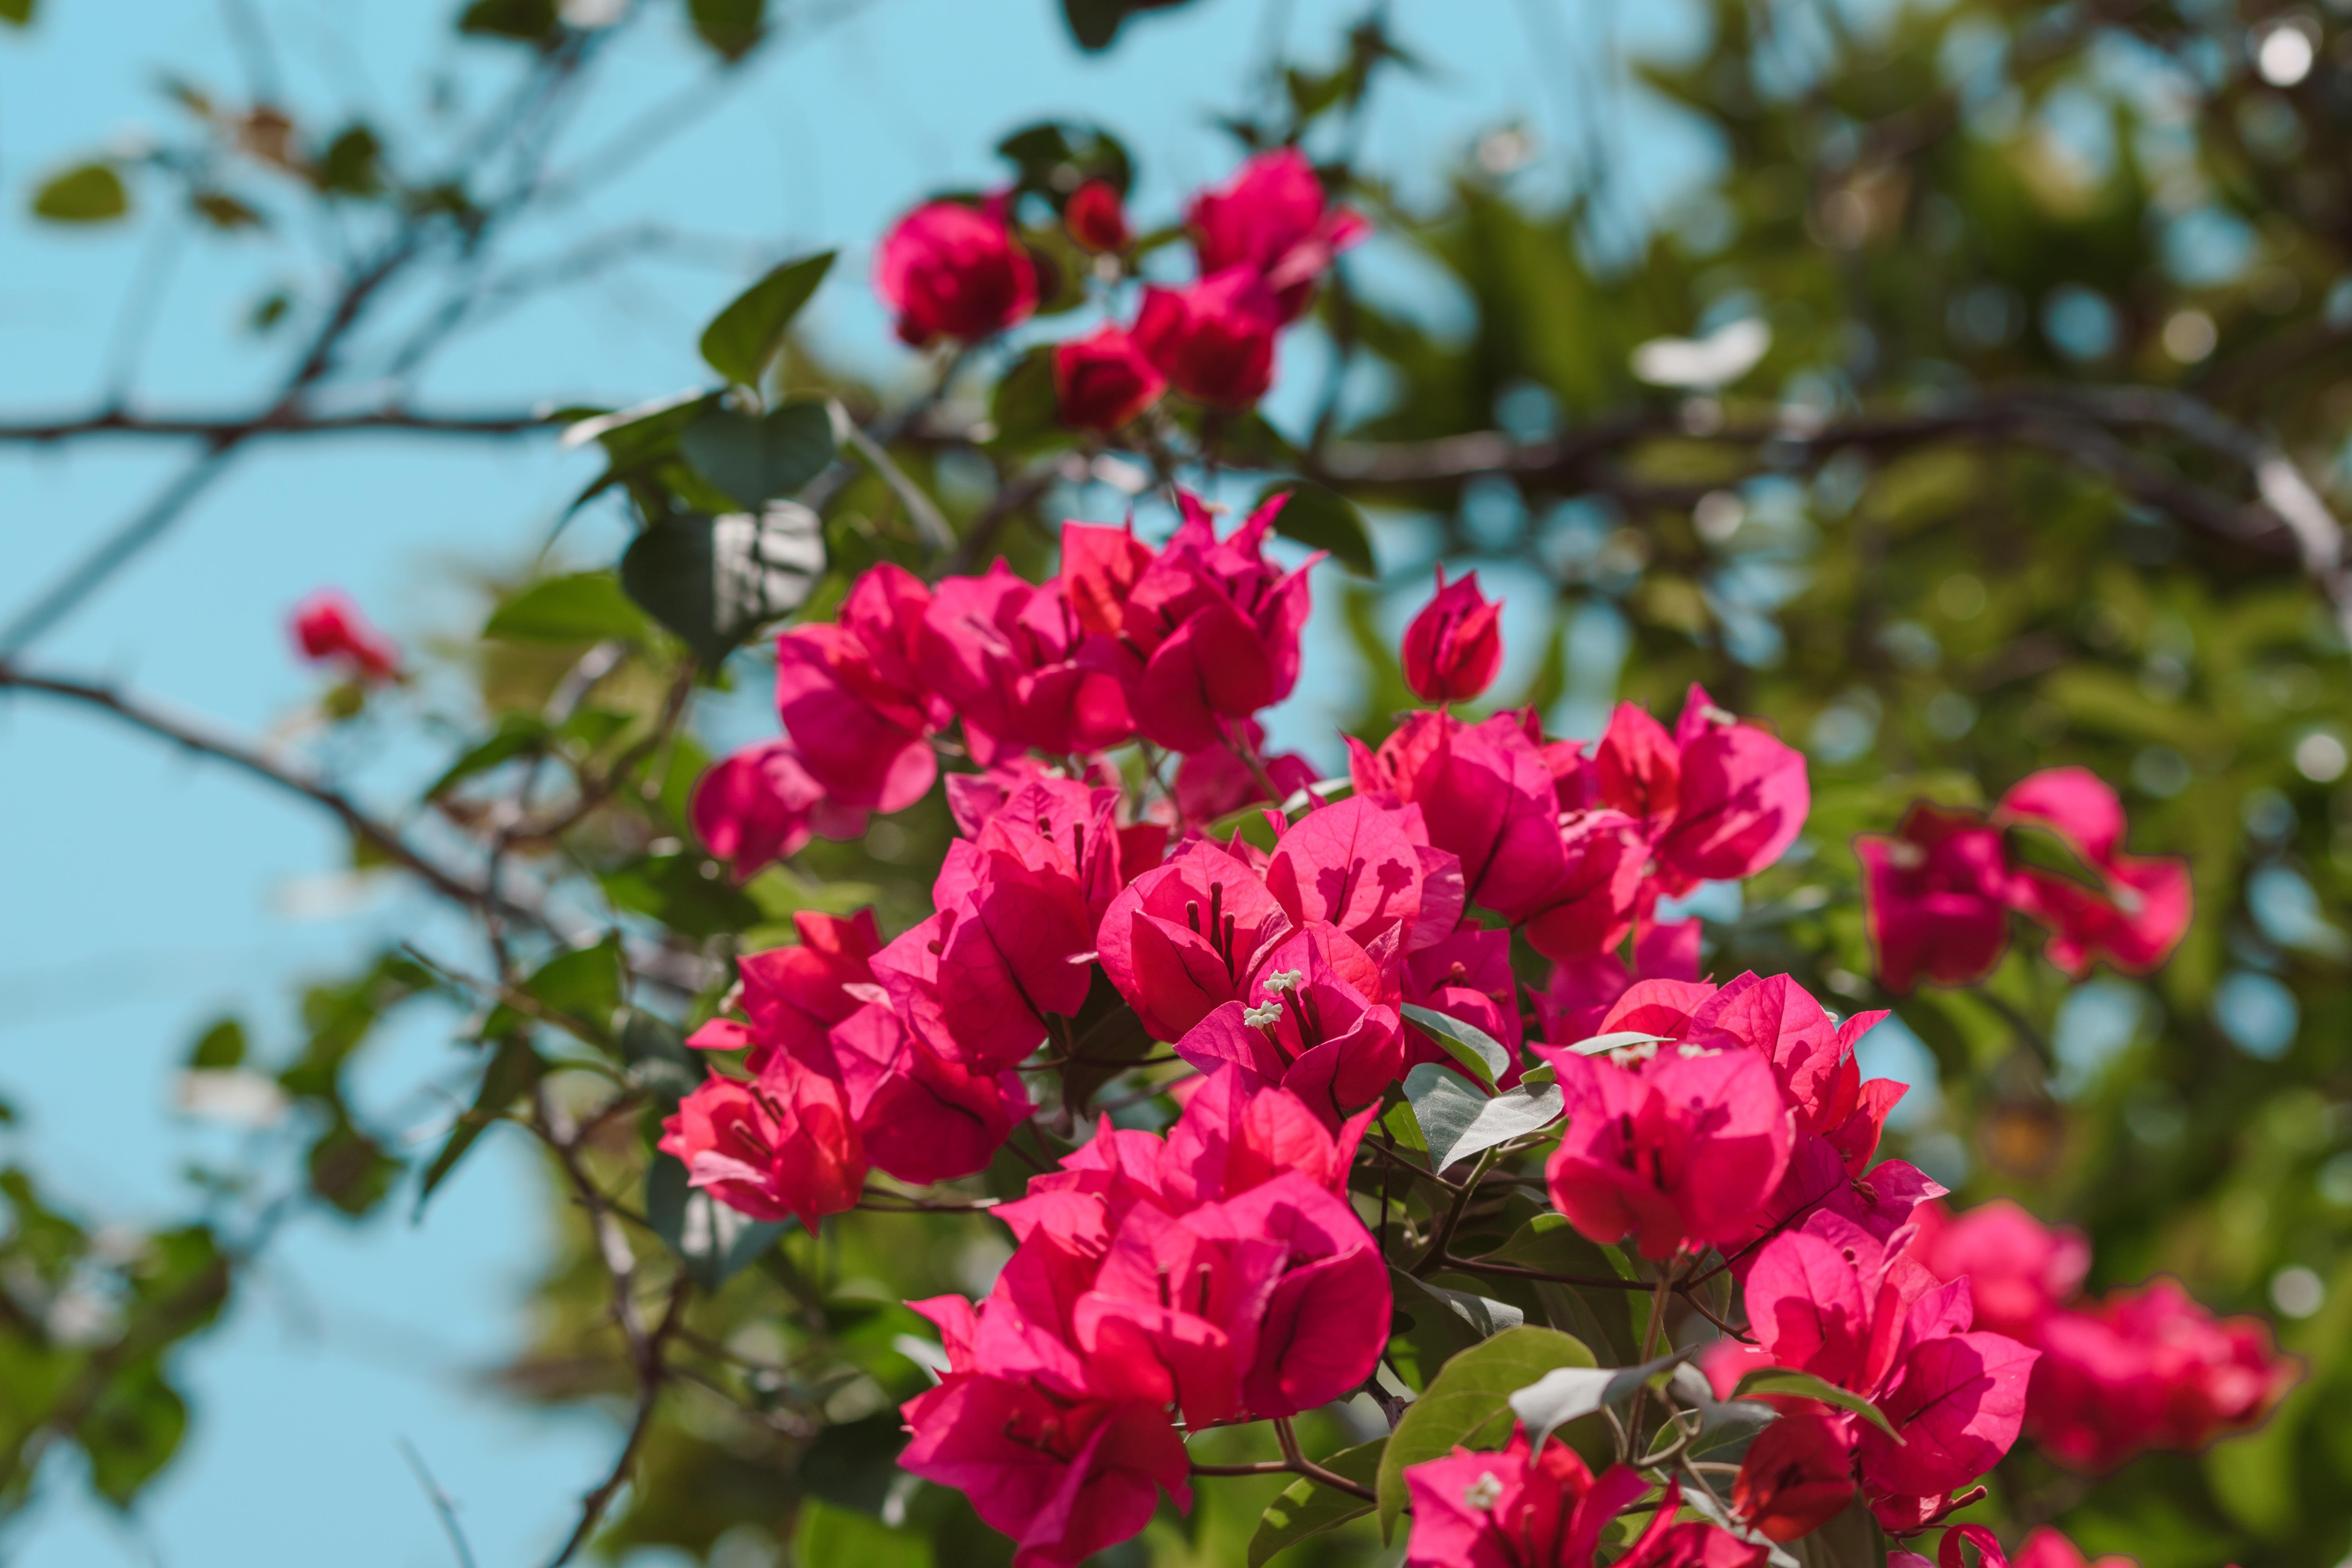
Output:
top-left (0, 1), bottom-right (1718, 1561)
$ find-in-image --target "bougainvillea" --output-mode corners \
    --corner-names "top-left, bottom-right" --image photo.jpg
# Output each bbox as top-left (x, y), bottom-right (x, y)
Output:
top-left (667, 451), bottom-right (2270, 1563)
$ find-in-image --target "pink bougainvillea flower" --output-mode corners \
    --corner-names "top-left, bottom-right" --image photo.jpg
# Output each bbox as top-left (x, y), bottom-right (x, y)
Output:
top-left (1403, 1429), bottom-right (1644, 1568)
top-left (1734, 1210), bottom-right (2039, 1528)
top-left (1054, 323), bottom-right (1165, 432)
top-left (1595, 686), bottom-right (1808, 892)
top-left (773, 563), bottom-right (943, 813)
top-left (929, 836), bottom-right (1097, 1070)
top-left (1063, 178), bottom-right (1130, 252)
top-left (1186, 148), bottom-right (1367, 321)
top-left (1073, 1170), bottom-right (1388, 1425)
top-left (1539, 1037), bottom-right (1794, 1259)
top-left (874, 197), bottom-right (1038, 345)
top-left (1684, 972), bottom-right (1888, 1139)
top-left (2026, 1279), bottom-right (2297, 1471)
top-left (1902, 1199), bottom-right (2090, 1342)
top-left (1403, 565), bottom-right (1504, 703)
top-left (1156, 1067), bottom-right (1374, 1207)
top-left (1405, 924), bottom-right (1523, 1065)
top-left (1405, 1433), bottom-right (1762, 1568)
top-left (1174, 922), bottom-right (1403, 1122)
top-left (691, 739), bottom-right (836, 880)
top-left (1059, 519), bottom-right (1155, 638)
top-left (1111, 490), bottom-right (1318, 752)
top-left (292, 588), bottom-right (402, 684)
top-left (897, 1376), bottom-right (1189, 1568)
top-left (1264, 794), bottom-right (1426, 949)
top-left (2000, 766), bottom-right (2190, 976)
top-left (822, 1001), bottom-right (1032, 1185)
top-left (657, 1058), bottom-right (864, 1231)
top-left (1732, 1411), bottom-right (1855, 1543)
top-left (728, 908), bottom-right (883, 1070)
top-left (2011, 1527), bottom-right (2136, 1568)
top-left (921, 561), bottom-right (1135, 761)
top-left (1171, 719), bottom-right (1319, 820)
top-left (1098, 839), bottom-right (1291, 1041)
top-left (1350, 710), bottom-right (1566, 921)
top-left (1857, 802), bottom-right (2015, 991)
top-left (1522, 809), bottom-right (1646, 961)
top-left (1132, 267), bottom-right (1284, 408)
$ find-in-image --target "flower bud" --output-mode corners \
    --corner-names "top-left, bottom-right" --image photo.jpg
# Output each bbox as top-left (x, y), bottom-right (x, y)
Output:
top-left (1401, 565), bottom-right (1503, 702)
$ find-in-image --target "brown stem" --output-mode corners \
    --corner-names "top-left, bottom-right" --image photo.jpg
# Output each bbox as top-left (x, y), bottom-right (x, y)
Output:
top-left (1273, 1417), bottom-right (1378, 1502)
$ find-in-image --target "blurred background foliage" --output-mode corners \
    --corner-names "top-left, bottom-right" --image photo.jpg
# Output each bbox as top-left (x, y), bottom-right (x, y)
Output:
top-left (7, 0), bottom-right (2352, 1563)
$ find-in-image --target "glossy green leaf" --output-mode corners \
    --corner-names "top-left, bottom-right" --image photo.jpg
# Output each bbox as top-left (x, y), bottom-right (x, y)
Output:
top-left (1376, 1325), bottom-right (1594, 1539)
top-left (1731, 1368), bottom-right (1905, 1443)
top-left (619, 502), bottom-right (826, 665)
top-left (1508, 1347), bottom-right (1691, 1455)
top-left (699, 250), bottom-right (834, 385)
top-left (32, 162), bottom-right (127, 222)
top-left (1258, 478), bottom-right (1376, 575)
top-left (1404, 1062), bottom-right (1564, 1173)
top-left (1247, 1438), bottom-right (1384, 1566)
top-left (1402, 1002), bottom-right (1510, 1089)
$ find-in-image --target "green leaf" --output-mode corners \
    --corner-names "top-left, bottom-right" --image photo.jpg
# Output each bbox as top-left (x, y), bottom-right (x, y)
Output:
top-left (793, 1496), bottom-right (933, 1568)
top-left (996, 120), bottom-right (1133, 197)
top-left (1508, 1348), bottom-right (1692, 1454)
top-left (1404, 1063), bottom-right (1564, 1173)
top-left (1390, 1268), bottom-right (1525, 1374)
top-left (315, 124), bottom-right (383, 197)
top-left (415, 1035), bottom-right (541, 1213)
top-left (524, 935), bottom-right (624, 1037)
top-left (76, 1359), bottom-right (188, 1508)
top-left (425, 713), bottom-right (549, 798)
top-left (687, 0), bottom-right (765, 60)
top-left (679, 398), bottom-right (837, 508)
top-left (458, 0), bottom-right (559, 42)
top-left (1563, 1030), bottom-right (1672, 1057)
top-left (647, 1150), bottom-right (789, 1291)
top-left (1402, 1002), bottom-right (1510, 1089)
top-left (1258, 478), bottom-right (1376, 575)
top-left (0, 0), bottom-right (34, 27)
top-left (185, 1018), bottom-right (246, 1071)
top-left (619, 503), bottom-right (826, 665)
top-left (617, 1006), bottom-right (702, 1105)
top-left (1731, 1368), bottom-right (1905, 1443)
top-left (1376, 1325), bottom-right (1594, 1539)
top-left (1247, 1437), bottom-right (1384, 1566)
top-left (986, 343), bottom-right (1062, 456)
top-left (32, 162), bottom-right (127, 223)
top-left (484, 572), bottom-right (652, 644)
top-left (190, 190), bottom-right (263, 229)
top-left (699, 250), bottom-right (834, 385)
top-left (601, 852), bottom-right (764, 941)
top-left (307, 1116), bottom-right (401, 1218)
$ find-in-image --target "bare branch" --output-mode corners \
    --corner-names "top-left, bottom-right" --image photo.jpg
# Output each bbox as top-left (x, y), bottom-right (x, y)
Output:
top-left (0, 408), bottom-right (552, 444)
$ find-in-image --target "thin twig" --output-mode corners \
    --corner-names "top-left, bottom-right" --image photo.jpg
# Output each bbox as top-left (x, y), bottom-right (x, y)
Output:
top-left (398, 1439), bottom-right (481, 1568)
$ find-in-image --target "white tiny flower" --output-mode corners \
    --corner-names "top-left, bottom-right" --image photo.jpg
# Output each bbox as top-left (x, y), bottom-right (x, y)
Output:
top-left (1243, 1002), bottom-right (1285, 1029)
top-left (1261, 969), bottom-right (1305, 994)
top-left (1462, 1471), bottom-right (1504, 1510)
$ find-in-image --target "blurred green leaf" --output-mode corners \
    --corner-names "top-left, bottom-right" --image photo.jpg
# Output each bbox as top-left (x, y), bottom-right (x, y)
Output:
top-left (699, 250), bottom-right (833, 385)
top-left (416, 1035), bottom-right (541, 1213)
top-left (646, 1151), bottom-right (788, 1292)
top-left (1258, 479), bottom-right (1375, 575)
top-left (686, 0), bottom-right (764, 61)
top-left (31, 162), bottom-right (127, 222)
top-left (679, 399), bottom-right (836, 509)
top-left (457, 0), bottom-right (558, 42)
top-left (484, 573), bottom-right (652, 645)
top-left (185, 1018), bottom-right (246, 1071)
top-left (619, 503), bottom-right (825, 665)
